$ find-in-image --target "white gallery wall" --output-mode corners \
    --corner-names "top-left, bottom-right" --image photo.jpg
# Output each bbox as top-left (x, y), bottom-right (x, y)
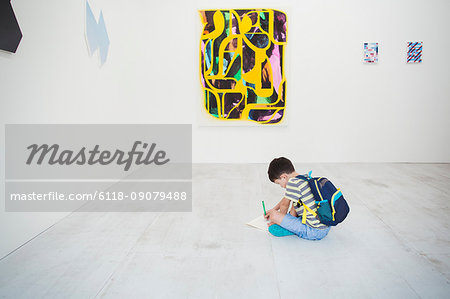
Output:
top-left (0, 0), bottom-right (449, 257)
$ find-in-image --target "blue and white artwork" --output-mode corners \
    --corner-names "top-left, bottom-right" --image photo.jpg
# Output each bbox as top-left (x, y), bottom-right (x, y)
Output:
top-left (86, 1), bottom-right (110, 66)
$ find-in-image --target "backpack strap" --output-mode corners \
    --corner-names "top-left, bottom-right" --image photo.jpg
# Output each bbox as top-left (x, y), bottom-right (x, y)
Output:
top-left (298, 199), bottom-right (317, 224)
top-left (295, 171), bottom-right (317, 224)
top-left (295, 170), bottom-right (312, 181)
top-left (295, 175), bottom-right (308, 181)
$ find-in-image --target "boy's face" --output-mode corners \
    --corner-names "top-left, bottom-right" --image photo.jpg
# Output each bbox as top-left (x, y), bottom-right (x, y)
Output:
top-left (274, 173), bottom-right (288, 188)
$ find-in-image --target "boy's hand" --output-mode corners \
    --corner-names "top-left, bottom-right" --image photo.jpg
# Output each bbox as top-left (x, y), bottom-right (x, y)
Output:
top-left (264, 209), bottom-right (284, 226)
top-left (264, 208), bottom-right (274, 218)
top-left (264, 209), bottom-right (274, 226)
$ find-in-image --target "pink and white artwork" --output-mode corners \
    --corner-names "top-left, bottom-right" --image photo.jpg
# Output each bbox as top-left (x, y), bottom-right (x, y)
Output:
top-left (364, 42), bottom-right (378, 63)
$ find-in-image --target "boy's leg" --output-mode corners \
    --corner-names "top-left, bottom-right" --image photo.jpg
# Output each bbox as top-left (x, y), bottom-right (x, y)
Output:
top-left (266, 210), bottom-right (295, 237)
top-left (268, 224), bottom-right (295, 237)
top-left (280, 214), bottom-right (330, 240)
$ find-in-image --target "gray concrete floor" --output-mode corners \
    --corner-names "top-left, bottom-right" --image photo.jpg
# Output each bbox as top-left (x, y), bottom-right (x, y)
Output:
top-left (0, 163), bottom-right (449, 298)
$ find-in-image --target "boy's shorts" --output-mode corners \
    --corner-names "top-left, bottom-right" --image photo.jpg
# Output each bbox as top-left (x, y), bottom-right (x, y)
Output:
top-left (270, 214), bottom-right (330, 240)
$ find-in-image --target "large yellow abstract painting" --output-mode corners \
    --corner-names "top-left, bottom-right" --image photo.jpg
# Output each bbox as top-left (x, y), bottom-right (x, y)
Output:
top-left (199, 9), bottom-right (287, 124)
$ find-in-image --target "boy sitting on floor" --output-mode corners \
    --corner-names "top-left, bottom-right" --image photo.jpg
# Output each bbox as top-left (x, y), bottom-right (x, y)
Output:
top-left (264, 157), bottom-right (330, 240)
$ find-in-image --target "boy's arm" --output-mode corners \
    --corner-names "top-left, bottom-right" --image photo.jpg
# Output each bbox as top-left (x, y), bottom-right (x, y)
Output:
top-left (271, 201), bottom-right (281, 211)
top-left (279, 197), bottom-right (290, 214)
top-left (290, 204), bottom-right (297, 216)
top-left (264, 198), bottom-right (295, 224)
top-left (268, 197), bottom-right (291, 214)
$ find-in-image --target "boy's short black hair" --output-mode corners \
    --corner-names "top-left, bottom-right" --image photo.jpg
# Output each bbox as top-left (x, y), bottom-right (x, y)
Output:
top-left (268, 157), bottom-right (295, 182)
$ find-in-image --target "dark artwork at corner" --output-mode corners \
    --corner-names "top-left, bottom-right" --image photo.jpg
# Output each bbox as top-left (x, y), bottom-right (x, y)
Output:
top-left (0, 0), bottom-right (23, 53)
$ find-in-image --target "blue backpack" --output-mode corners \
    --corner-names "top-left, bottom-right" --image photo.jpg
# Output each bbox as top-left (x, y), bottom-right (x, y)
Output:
top-left (296, 172), bottom-right (350, 226)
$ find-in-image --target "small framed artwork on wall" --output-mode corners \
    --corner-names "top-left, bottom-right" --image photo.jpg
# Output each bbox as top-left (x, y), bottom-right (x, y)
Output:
top-left (363, 42), bottom-right (378, 64)
top-left (407, 41), bottom-right (423, 63)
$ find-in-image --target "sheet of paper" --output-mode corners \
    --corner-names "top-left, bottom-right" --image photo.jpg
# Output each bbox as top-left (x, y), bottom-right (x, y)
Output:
top-left (246, 215), bottom-right (269, 232)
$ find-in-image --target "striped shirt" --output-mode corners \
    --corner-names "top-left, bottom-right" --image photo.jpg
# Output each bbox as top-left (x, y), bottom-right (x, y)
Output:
top-left (285, 176), bottom-right (327, 229)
